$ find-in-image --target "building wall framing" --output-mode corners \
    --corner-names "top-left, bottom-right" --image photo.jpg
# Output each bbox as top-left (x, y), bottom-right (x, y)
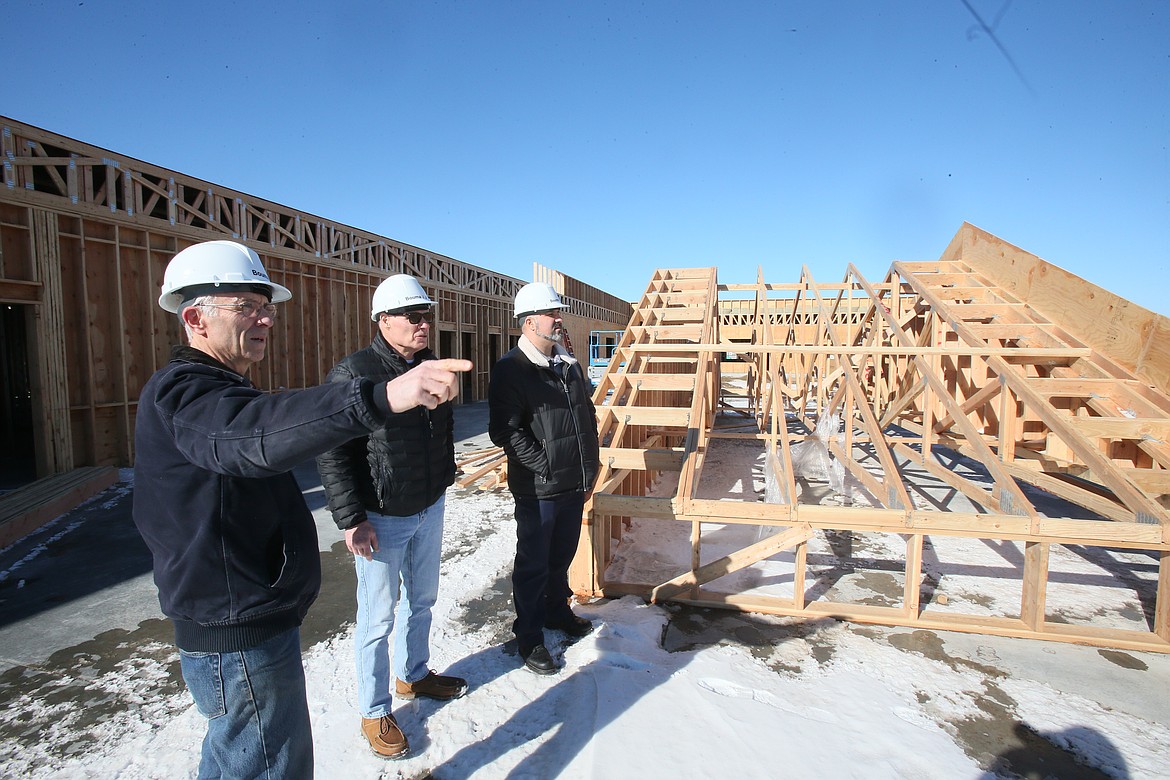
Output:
top-left (0, 116), bottom-right (629, 476)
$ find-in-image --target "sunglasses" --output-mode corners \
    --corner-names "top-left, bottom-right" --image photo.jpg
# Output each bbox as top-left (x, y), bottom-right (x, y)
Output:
top-left (394, 310), bottom-right (435, 325)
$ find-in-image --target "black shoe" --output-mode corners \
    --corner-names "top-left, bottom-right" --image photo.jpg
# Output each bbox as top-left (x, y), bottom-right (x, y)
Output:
top-left (521, 644), bottom-right (558, 675)
top-left (545, 613), bottom-right (594, 638)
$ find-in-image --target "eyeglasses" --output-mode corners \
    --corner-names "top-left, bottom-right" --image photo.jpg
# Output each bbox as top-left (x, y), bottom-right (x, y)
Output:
top-left (394, 310), bottom-right (435, 325)
top-left (531, 309), bottom-right (561, 318)
top-left (200, 300), bottom-right (278, 319)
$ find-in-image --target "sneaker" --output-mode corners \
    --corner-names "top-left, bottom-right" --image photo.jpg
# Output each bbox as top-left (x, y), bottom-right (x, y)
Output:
top-left (545, 612), bottom-right (594, 638)
top-left (360, 714), bottom-right (409, 759)
top-left (395, 670), bottom-right (468, 701)
top-left (521, 643), bottom-right (559, 675)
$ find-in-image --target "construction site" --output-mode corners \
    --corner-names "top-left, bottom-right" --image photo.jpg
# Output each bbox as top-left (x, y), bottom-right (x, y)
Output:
top-left (2, 114), bottom-right (1169, 657)
top-left (458, 223), bottom-right (1170, 656)
top-left (0, 113), bottom-right (1167, 778)
top-left (0, 115), bottom-right (628, 544)
top-left (6, 0), bottom-right (1170, 771)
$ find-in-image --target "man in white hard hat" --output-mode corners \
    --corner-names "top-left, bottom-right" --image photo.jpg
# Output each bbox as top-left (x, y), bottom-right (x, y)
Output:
top-left (317, 275), bottom-right (466, 760)
top-left (488, 282), bottom-right (600, 675)
top-left (133, 242), bottom-right (470, 779)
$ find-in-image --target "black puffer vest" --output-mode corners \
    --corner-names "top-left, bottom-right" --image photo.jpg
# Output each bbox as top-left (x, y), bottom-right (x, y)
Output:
top-left (316, 338), bottom-right (455, 528)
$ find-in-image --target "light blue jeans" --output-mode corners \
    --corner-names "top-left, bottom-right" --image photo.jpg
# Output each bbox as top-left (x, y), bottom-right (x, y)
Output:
top-left (179, 627), bottom-right (313, 780)
top-left (353, 495), bottom-right (445, 718)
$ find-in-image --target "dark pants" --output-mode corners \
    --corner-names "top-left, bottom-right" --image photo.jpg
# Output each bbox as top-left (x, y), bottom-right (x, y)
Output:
top-left (511, 491), bottom-right (585, 653)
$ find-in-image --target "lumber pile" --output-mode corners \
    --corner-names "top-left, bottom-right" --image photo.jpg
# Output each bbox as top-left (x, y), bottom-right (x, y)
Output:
top-left (456, 446), bottom-right (508, 490)
top-left (0, 466), bottom-right (120, 548)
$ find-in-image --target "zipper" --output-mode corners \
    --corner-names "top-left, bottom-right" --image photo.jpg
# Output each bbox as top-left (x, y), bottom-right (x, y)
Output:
top-left (423, 407), bottom-right (433, 498)
top-left (556, 363), bottom-right (589, 490)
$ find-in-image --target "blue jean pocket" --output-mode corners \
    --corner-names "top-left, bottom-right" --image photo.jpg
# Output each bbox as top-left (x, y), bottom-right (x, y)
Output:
top-left (179, 649), bottom-right (227, 719)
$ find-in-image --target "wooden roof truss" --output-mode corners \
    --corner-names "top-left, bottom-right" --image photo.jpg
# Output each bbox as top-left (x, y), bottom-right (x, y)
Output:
top-left (574, 232), bottom-right (1170, 654)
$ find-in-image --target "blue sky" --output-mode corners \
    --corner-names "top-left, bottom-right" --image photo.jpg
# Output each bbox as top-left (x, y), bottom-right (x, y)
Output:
top-left (4, 1), bottom-right (1167, 313)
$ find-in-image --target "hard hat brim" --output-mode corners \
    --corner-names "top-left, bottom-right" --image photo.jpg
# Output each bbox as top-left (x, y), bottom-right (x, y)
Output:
top-left (159, 279), bottom-right (293, 313)
top-left (516, 302), bottom-right (566, 320)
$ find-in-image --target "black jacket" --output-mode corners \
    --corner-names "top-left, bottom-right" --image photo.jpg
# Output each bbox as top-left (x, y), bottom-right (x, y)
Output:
top-left (488, 338), bottom-right (600, 498)
top-left (316, 337), bottom-right (455, 528)
top-left (132, 346), bottom-right (390, 652)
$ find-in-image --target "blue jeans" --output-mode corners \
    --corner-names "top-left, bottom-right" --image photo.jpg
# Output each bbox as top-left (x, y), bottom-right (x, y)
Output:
top-left (353, 495), bottom-right (445, 718)
top-left (179, 627), bottom-right (313, 780)
top-left (511, 492), bottom-right (585, 653)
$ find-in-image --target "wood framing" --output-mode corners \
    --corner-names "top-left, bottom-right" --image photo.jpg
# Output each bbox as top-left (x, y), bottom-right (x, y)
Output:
top-left (565, 226), bottom-right (1170, 653)
top-left (0, 116), bottom-right (630, 479)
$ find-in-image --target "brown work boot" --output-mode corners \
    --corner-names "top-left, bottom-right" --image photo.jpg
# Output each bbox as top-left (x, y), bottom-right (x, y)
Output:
top-left (395, 670), bottom-right (468, 701)
top-left (360, 714), bottom-right (409, 759)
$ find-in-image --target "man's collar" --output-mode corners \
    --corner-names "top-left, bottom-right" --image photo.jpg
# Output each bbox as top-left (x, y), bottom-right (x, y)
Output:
top-left (374, 333), bottom-right (429, 364)
top-left (518, 334), bottom-right (576, 367)
top-left (169, 345), bottom-right (246, 377)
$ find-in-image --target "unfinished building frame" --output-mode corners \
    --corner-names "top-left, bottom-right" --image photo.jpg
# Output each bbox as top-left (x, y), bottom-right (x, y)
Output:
top-left (570, 223), bottom-right (1170, 654)
top-left (0, 116), bottom-right (629, 478)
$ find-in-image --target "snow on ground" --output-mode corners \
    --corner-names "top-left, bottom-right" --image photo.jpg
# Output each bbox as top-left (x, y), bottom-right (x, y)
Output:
top-left (2, 434), bottom-right (1169, 779)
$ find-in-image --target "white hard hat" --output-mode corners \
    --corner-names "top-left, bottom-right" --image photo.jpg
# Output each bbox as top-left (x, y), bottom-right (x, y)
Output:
top-left (158, 240), bottom-right (292, 313)
top-left (371, 274), bottom-right (434, 321)
top-left (514, 282), bottom-right (565, 319)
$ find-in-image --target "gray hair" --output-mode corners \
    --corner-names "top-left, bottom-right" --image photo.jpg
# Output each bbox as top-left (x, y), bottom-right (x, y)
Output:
top-left (178, 295), bottom-right (215, 341)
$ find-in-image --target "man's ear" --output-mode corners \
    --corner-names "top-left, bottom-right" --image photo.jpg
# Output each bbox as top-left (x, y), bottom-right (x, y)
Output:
top-left (181, 304), bottom-right (207, 334)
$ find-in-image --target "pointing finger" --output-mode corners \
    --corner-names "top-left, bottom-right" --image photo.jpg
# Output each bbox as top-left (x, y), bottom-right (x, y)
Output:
top-left (431, 358), bottom-right (473, 373)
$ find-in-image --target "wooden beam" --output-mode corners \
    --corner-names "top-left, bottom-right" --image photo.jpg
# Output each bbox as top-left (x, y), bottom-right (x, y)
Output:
top-left (598, 446), bottom-right (687, 471)
top-left (0, 279), bottom-right (42, 303)
top-left (1063, 416), bottom-right (1170, 441)
top-left (595, 405), bottom-right (692, 427)
top-left (605, 372), bottom-right (696, 391)
top-left (592, 494), bottom-right (675, 518)
top-left (650, 524), bottom-right (813, 603)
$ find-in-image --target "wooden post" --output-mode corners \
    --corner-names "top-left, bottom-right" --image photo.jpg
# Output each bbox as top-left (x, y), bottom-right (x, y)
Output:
top-left (1021, 541), bottom-right (1049, 631)
top-left (1155, 550), bottom-right (1169, 642)
top-left (904, 533), bottom-right (924, 618)
top-left (31, 209), bottom-right (73, 475)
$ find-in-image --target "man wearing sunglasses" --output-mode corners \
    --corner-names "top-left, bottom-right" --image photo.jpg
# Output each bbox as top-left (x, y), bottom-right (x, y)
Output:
top-left (317, 274), bottom-right (466, 760)
top-left (134, 243), bottom-right (469, 779)
top-left (488, 282), bottom-right (600, 676)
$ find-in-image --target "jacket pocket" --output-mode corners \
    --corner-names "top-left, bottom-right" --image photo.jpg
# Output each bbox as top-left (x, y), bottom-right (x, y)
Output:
top-left (539, 438), bottom-right (552, 480)
top-left (265, 530), bottom-right (292, 588)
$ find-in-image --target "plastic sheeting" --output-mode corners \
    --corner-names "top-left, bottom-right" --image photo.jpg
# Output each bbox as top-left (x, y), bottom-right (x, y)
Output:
top-left (764, 413), bottom-right (847, 505)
